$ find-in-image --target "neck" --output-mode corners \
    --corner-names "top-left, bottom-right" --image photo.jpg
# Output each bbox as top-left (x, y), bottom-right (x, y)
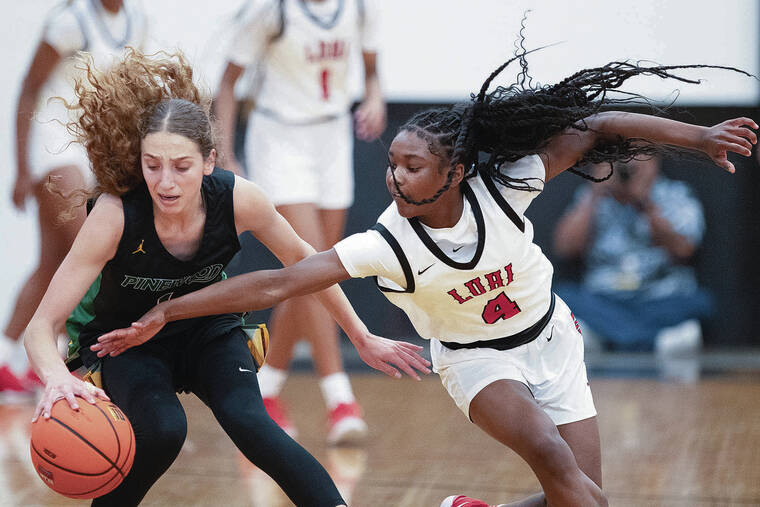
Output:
top-left (99, 0), bottom-right (122, 14)
top-left (416, 187), bottom-right (465, 229)
top-left (154, 193), bottom-right (205, 231)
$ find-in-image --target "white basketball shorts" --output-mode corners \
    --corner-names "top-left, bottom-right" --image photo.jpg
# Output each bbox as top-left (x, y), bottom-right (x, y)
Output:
top-left (28, 102), bottom-right (90, 183)
top-left (431, 295), bottom-right (597, 426)
top-left (245, 111), bottom-right (354, 209)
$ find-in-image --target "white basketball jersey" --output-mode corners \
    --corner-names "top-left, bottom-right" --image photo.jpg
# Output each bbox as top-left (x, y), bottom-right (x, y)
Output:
top-left (38, 0), bottom-right (147, 117)
top-left (250, 0), bottom-right (364, 122)
top-left (374, 170), bottom-right (554, 344)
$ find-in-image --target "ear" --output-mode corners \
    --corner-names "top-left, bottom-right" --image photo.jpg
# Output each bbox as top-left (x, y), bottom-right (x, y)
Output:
top-left (203, 148), bottom-right (217, 175)
top-left (452, 163), bottom-right (466, 186)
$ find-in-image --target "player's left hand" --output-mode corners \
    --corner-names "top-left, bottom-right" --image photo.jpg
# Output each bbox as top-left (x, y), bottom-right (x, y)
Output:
top-left (701, 117), bottom-right (757, 173)
top-left (353, 333), bottom-right (431, 380)
top-left (354, 96), bottom-right (386, 141)
top-left (90, 304), bottom-right (168, 357)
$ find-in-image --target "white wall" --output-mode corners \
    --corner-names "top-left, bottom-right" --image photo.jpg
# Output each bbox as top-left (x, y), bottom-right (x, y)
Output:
top-left (1, 0), bottom-right (758, 331)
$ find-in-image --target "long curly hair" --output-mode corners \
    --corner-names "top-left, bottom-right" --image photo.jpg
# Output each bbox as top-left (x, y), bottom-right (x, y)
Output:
top-left (55, 49), bottom-right (214, 216)
top-left (389, 25), bottom-right (752, 205)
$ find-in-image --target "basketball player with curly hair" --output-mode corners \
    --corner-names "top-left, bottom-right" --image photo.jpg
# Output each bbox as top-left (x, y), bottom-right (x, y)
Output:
top-left (23, 49), bottom-right (429, 507)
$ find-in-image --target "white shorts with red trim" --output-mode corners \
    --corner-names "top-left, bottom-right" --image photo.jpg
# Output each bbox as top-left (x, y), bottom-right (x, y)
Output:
top-left (431, 295), bottom-right (597, 426)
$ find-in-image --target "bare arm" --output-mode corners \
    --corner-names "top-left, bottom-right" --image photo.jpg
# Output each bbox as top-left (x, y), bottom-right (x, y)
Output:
top-left (24, 195), bottom-right (123, 419)
top-left (553, 190), bottom-right (598, 259)
top-left (231, 177), bottom-right (374, 343)
top-left (93, 179), bottom-right (431, 378)
top-left (157, 249), bottom-right (349, 321)
top-left (214, 62), bottom-right (244, 175)
top-left (642, 203), bottom-right (697, 261)
top-left (540, 112), bottom-right (758, 181)
top-left (14, 41), bottom-right (61, 210)
top-left (354, 51), bottom-right (386, 141)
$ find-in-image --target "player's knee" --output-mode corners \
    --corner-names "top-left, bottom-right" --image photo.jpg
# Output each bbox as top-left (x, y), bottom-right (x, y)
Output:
top-left (523, 432), bottom-right (577, 477)
top-left (138, 416), bottom-right (187, 464)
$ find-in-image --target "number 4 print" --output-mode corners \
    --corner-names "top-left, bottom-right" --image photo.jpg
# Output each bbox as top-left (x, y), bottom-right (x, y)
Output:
top-left (481, 291), bottom-right (521, 324)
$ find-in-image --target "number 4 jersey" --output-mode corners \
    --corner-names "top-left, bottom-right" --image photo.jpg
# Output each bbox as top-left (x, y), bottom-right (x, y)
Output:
top-left (334, 155), bottom-right (555, 344)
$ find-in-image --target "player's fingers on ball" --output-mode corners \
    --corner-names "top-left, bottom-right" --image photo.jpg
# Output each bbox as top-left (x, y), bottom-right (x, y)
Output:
top-left (95, 388), bottom-right (110, 401)
top-left (63, 390), bottom-right (79, 411)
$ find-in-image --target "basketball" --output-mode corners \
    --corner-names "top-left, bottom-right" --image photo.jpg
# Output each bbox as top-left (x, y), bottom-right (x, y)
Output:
top-left (30, 396), bottom-right (135, 499)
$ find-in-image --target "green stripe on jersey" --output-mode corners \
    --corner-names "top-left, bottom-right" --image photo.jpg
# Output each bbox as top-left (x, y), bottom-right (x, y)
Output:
top-left (66, 273), bottom-right (102, 356)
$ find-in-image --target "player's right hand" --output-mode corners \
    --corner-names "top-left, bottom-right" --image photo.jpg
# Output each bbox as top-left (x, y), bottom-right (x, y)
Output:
top-left (11, 169), bottom-right (34, 211)
top-left (33, 371), bottom-right (109, 422)
top-left (91, 304), bottom-right (168, 357)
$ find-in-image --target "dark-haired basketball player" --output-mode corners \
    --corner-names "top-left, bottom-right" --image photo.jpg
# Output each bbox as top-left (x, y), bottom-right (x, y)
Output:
top-left (95, 45), bottom-right (756, 505)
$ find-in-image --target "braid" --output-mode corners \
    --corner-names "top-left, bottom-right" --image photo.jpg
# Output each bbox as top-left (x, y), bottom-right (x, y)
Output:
top-left (390, 21), bottom-right (753, 205)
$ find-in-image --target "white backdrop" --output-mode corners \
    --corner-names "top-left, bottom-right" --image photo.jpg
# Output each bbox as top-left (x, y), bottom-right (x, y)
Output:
top-left (1, 0), bottom-right (758, 331)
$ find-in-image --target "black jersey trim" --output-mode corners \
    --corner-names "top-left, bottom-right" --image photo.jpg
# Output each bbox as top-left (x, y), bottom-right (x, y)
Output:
top-left (439, 292), bottom-right (556, 351)
top-left (370, 223), bottom-right (415, 294)
top-left (297, 0), bottom-right (345, 29)
top-left (479, 167), bottom-right (526, 233)
top-left (408, 181), bottom-right (485, 270)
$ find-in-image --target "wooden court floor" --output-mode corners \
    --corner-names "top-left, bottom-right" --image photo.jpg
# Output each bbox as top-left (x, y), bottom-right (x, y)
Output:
top-left (2, 373), bottom-right (759, 506)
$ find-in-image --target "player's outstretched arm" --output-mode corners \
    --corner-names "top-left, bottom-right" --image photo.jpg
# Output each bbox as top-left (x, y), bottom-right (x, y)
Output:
top-left (540, 112), bottom-right (757, 180)
top-left (92, 249), bottom-right (431, 379)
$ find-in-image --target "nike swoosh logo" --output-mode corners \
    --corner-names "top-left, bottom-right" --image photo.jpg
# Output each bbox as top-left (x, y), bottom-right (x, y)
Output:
top-left (547, 326), bottom-right (554, 342)
top-left (239, 367), bottom-right (252, 373)
top-left (417, 264), bottom-right (434, 275)
top-left (452, 245), bottom-right (464, 252)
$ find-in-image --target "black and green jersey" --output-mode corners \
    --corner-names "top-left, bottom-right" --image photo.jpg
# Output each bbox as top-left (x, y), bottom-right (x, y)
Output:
top-left (67, 167), bottom-right (242, 367)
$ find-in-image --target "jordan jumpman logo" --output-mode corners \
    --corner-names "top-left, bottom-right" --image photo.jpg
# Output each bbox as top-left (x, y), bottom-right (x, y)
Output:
top-left (132, 239), bottom-right (147, 254)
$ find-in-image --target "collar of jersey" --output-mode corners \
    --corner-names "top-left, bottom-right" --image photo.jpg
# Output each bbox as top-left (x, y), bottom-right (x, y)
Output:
top-left (408, 180), bottom-right (485, 270)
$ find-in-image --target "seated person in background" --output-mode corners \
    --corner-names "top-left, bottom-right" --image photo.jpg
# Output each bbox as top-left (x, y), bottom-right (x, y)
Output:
top-left (552, 155), bottom-right (712, 354)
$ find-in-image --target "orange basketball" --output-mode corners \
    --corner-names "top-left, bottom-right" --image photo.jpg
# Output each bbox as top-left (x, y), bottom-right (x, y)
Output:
top-left (30, 396), bottom-right (135, 499)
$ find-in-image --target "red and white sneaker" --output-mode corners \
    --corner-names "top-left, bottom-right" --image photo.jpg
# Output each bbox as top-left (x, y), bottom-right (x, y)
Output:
top-left (440, 495), bottom-right (497, 507)
top-left (0, 365), bottom-right (32, 403)
top-left (326, 402), bottom-right (368, 446)
top-left (262, 396), bottom-right (298, 438)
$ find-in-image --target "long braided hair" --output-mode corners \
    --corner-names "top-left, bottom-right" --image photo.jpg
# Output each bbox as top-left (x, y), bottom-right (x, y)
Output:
top-left (389, 26), bottom-right (752, 206)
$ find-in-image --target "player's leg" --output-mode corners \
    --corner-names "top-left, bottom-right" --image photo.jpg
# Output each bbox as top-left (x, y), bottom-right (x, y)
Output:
top-left (92, 348), bottom-right (187, 507)
top-left (557, 416), bottom-right (603, 488)
top-left (265, 203), bottom-right (340, 374)
top-left (191, 328), bottom-right (346, 507)
top-left (2, 165), bottom-right (85, 397)
top-left (315, 206), bottom-right (368, 443)
top-left (469, 380), bottom-right (607, 506)
top-left (4, 165), bottom-right (85, 341)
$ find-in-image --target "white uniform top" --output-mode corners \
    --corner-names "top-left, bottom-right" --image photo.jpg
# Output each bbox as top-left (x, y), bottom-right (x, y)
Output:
top-left (335, 155), bottom-right (555, 344)
top-left (29, 0), bottom-right (147, 178)
top-left (227, 0), bottom-right (379, 123)
top-left (38, 0), bottom-right (148, 120)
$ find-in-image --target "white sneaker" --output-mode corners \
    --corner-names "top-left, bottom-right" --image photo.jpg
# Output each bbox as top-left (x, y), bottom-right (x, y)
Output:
top-left (655, 319), bottom-right (702, 357)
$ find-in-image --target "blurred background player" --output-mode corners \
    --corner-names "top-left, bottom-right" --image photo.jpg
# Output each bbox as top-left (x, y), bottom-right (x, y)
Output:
top-left (2, 0), bottom-right (147, 401)
top-left (215, 0), bottom-right (386, 444)
top-left (553, 156), bottom-right (712, 354)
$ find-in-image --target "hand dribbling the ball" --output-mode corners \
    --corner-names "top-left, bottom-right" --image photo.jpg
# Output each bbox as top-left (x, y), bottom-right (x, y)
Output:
top-left (33, 371), bottom-right (109, 422)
